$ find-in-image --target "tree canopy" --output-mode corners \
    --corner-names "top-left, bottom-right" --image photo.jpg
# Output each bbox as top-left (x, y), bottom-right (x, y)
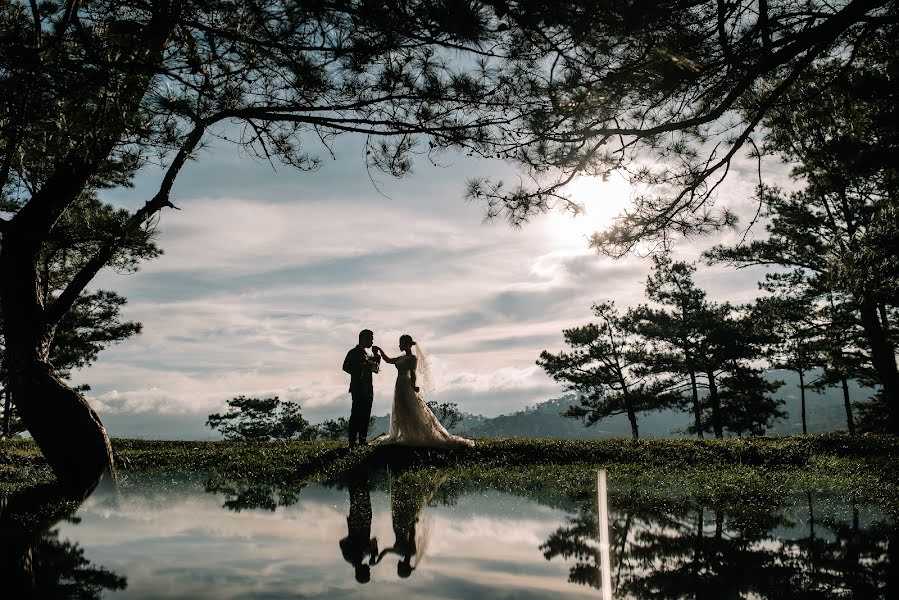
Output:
top-left (706, 24), bottom-right (899, 432)
top-left (205, 395), bottom-right (315, 441)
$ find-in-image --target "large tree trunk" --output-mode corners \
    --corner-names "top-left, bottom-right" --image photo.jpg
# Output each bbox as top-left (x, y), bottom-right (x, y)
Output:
top-left (841, 377), bottom-right (856, 435)
top-left (707, 370), bottom-right (723, 439)
top-left (858, 298), bottom-right (899, 434)
top-left (14, 366), bottom-right (115, 492)
top-left (688, 367), bottom-right (703, 439)
top-left (2, 389), bottom-right (10, 438)
top-left (0, 243), bottom-right (114, 493)
top-left (799, 369), bottom-right (808, 435)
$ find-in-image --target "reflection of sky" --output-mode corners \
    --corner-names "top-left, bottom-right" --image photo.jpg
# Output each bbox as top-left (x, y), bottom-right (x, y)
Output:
top-left (45, 475), bottom-right (894, 599)
top-left (54, 480), bottom-right (599, 599)
top-left (69, 131), bottom-right (795, 438)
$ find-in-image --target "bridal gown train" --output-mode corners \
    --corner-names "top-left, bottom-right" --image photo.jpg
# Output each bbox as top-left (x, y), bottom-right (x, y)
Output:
top-left (375, 354), bottom-right (474, 448)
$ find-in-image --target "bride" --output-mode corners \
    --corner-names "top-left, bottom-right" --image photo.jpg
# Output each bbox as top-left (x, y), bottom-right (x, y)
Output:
top-left (374, 335), bottom-right (474, 449)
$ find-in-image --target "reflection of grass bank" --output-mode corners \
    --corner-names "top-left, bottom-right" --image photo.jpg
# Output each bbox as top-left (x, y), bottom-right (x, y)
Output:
top-left (2, 436), bottom-right (898, 512)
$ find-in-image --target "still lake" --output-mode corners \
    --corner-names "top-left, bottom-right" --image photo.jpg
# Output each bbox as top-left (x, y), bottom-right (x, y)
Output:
top-left (5, 468), bottom-right (896, 598)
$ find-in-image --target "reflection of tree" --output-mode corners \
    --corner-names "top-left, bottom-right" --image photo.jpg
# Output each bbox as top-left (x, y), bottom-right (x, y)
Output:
top-left (780, 494), bottom-right (895, 598)
top-left (204, 477), bottom-right (308, 512)
top-left (0, 485), bottom-right (126, 598)
top-left (624, 506), bottom-right (794, 599)
top-left (541, 488), bottom-right (896, 598)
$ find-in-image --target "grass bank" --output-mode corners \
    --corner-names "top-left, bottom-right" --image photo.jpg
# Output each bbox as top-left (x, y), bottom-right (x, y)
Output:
top-left (2, 434), bottom-right (898, 503)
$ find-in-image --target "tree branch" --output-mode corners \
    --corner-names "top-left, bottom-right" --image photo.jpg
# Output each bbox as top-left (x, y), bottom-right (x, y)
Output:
top-left (55, 0), bottom-right (81, 37)
top-left (45, 124), bottom-right (205, 327)
top-left (11, 1), bottom-right (179, 249)
top-left (29, 0), bottom-right (40, 43)
top-left (599, 28), bottom-right (837, 256)
top-left (555, 0), bottom-right (885, 143)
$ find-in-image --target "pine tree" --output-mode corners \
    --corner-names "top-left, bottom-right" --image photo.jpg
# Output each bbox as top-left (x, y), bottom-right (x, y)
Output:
top-left (631, 257), bottom-right (709, 437)
top-left (706, 27), bottom-right (899, 432)
top-left (538, 301), bottom-right (680, 440)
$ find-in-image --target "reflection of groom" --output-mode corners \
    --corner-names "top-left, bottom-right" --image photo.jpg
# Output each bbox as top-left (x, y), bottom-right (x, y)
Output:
top-left (338, 472), bottom-right (378, 583)
top-left (342, 329), bottom-right (380, 448)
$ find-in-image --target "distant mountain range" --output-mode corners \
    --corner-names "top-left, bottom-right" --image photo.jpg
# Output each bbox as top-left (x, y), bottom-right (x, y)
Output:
top-left (371, 370), bottom-right (873, 439)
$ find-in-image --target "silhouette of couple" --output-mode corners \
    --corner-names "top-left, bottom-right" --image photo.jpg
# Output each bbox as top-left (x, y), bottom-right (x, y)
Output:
top-left (342, 329), bottom-right (474, 449)
top-left (338, 471), bottom-right (441, 584)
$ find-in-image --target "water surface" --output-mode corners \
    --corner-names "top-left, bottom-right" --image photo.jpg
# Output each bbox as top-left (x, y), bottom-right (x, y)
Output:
top-left (2, 469), bottom-right (895, 598)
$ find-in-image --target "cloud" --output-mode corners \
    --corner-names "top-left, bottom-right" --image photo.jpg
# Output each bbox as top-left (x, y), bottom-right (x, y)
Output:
top-left (75, 140), bottom-right (782, 437)
top-left (59, 475), bottom-right (593, 598)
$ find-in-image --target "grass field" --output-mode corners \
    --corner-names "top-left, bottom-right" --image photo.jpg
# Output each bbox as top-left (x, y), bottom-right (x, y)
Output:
top-left (2, 434), bottom-right (898, 513)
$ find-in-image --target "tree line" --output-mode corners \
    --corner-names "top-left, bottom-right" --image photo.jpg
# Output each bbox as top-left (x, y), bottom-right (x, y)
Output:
top-left (204, 395), bottom-right (463, 442)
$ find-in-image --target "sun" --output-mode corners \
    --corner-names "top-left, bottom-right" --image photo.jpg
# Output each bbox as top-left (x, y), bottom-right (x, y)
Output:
top-left (543, 173), bottom-right (635, 248)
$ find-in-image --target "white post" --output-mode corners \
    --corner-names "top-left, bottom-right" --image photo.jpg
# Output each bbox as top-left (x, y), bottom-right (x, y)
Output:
top-left (597, 469), bottom-right (612, 600)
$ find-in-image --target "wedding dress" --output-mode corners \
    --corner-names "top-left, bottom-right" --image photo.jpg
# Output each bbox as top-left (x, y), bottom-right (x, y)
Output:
top-left (375, 354), bottom-right (474, 448)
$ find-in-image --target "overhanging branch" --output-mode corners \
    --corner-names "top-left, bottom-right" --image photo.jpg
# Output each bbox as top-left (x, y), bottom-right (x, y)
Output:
top-left (45, 124), bottom-right (205, 327)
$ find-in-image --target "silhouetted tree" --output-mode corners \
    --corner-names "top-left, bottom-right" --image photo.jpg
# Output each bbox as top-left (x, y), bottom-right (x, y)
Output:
top-left (714, 366), bottom-right (786, 436)
top-left (631, 257), bottom-right (710, 438)
top-left (205, 396), bottom-right (315, 441)
top-left (811, 296), bottom-right (875, 435)
top-left (539, 301), bottom-right (680, 440)
top-left (706, 26), bottom-right (899, 432)
top-left (754, 295), bottom-right (823, 435)
top-left (315, 416), bottom-right (376, 441)
top-left (685, 303), bottom-right (786, 437)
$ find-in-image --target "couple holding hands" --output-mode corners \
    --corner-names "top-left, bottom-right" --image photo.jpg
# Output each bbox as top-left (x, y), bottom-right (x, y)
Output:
top-left (342, 329), bottom-right (474, 449)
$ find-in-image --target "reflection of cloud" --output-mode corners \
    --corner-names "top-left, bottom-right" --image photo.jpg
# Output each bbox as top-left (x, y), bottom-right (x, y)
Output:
top-left (57, 481), bottom-right (595, 599)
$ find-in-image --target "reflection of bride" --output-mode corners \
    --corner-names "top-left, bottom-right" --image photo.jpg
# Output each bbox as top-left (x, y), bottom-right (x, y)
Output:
top-left (374, 473), bottom-right (446, 578)
top-left (374, 335), bottom-right (474, 449)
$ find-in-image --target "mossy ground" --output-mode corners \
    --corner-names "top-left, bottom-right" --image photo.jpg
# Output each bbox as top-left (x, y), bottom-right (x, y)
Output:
top-left (2, 435), bottom-right (898, 513)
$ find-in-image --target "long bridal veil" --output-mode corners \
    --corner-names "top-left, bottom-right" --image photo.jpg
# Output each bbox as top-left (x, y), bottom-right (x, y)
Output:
top-left (412, 343), bottom-right (434, 397)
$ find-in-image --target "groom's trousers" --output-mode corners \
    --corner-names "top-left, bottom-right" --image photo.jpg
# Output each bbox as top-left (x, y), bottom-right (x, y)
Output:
top-left (349, 391), bottom-right (373, 443)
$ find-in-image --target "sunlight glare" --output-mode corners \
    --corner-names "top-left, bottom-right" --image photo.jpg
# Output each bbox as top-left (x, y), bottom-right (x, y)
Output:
top-left (545, 174), bottom-right (634, 248)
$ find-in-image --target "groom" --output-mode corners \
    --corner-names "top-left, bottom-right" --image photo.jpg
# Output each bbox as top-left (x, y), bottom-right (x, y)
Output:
top-left (342, 329), bottom-right (381, 448)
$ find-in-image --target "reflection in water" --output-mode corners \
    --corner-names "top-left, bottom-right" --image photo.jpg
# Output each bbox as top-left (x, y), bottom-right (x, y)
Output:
top-left (373, 472), bottom-right (445, 579)
top-left (0, 484), bottom-right (126, 598)
top-left (3, 469), bottom-right (896, 598)
top-left (204, 476), bottom-right (307, 512)
top-left (597, 470), bottom-right (611, 600)
top-left (338, 470), bottom-right (378, 583)
top-left (542, 482), bottom-right (897, 599)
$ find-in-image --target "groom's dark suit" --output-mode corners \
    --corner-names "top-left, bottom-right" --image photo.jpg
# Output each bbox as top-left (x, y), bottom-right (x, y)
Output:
top-left (343, 345), bottom-right (377, 445)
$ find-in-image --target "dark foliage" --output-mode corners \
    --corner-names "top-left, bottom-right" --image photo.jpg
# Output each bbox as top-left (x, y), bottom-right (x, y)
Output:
top-left (205, 395), bottom-right (316, 441)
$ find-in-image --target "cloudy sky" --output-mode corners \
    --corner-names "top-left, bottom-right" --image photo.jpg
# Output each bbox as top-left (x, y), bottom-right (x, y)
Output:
top-left (78, 132), bottom-right (791, 439)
